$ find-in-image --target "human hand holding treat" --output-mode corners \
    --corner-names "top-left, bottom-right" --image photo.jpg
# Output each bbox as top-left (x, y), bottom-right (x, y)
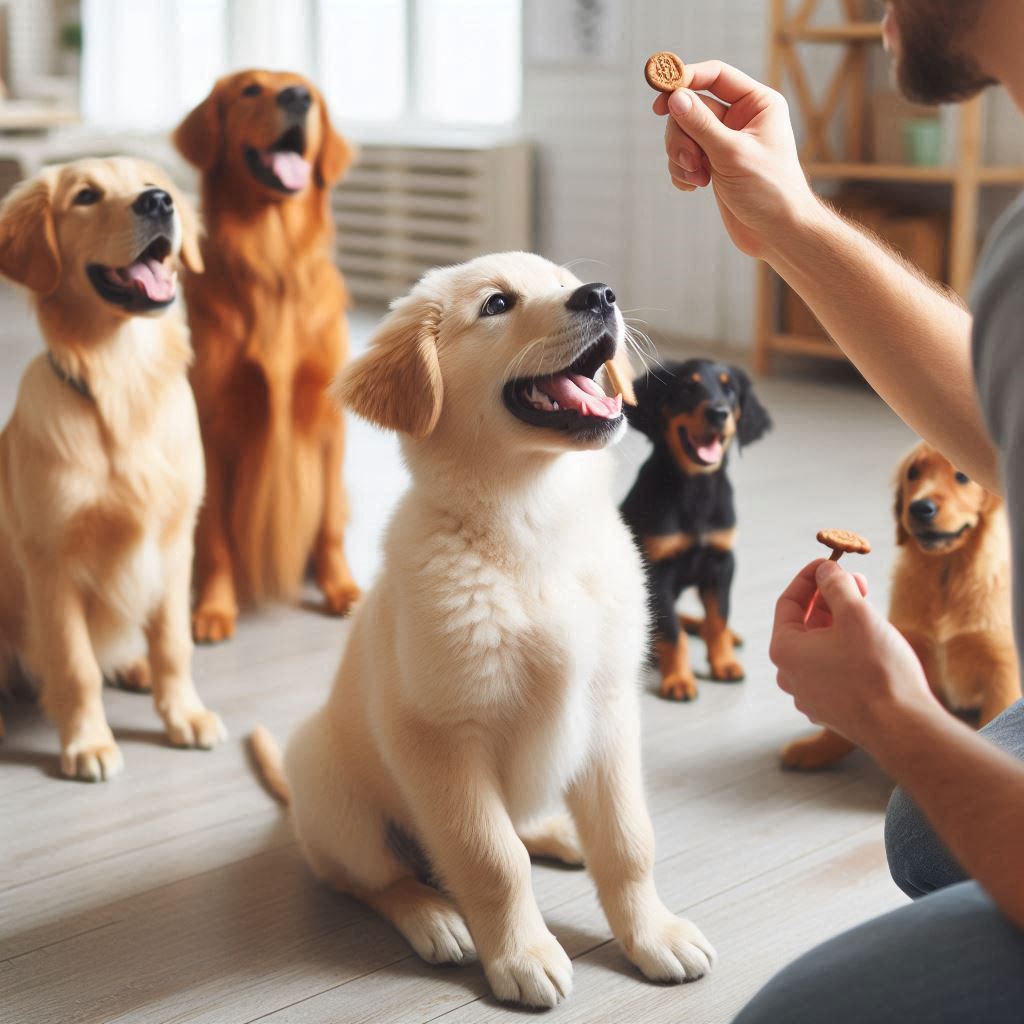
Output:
top-left (644, 52), bottom-right (697, 192)
top-left (803, 530), bottom-right (871, 625)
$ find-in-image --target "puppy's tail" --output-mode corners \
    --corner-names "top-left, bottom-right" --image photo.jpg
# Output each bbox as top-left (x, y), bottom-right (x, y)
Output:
top-left (248, 726), bottom-right (291, 805)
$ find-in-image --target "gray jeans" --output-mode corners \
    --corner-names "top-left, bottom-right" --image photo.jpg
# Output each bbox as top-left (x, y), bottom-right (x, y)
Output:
top-left (734, 701), bottom-right (1024, 1024)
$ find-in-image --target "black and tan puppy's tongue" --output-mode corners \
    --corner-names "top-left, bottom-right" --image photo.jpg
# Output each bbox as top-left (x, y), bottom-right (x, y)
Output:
top-left (107, 256), bottom-right (177, 303)
top-left (695, 436), bottom-right (724, 464)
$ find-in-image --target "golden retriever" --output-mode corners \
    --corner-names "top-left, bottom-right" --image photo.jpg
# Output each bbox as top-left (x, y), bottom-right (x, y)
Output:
top-left (174, 69), bottom-right (360, 643)
top-left (0, 158), bottom-right (224, 780)
top-left (782, 441), bottom-right (1020, 770)
top-left (250, 253), bottom-right (715, 1007)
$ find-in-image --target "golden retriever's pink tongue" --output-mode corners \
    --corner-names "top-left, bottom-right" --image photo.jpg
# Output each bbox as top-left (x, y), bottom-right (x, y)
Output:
top-left (541, 373), bottom-right (622, 419)
top-left (121, 257), bottom-right (176, 302)
top-left (264, 151), bottom-right (311, 190)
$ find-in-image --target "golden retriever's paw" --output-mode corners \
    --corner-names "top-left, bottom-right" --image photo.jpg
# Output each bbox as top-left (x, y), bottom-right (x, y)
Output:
top-left (164, 707), bottom-right (227, 749)
top-left (320, 578), bottom-right (361, 617)
top-left (709, 658), bottom-right (745, 683)
top-left (192, 606), bottom-right (236, 644)
top-left (60, 738), bottom-right (124, 782)
top-left (625, 914), bottom-right (716, 984)
top-left (780, 732), bottom-right (854, 772)
top-left (519, 815), bottom-right (585, 867)
top-left (404, 899), bottom-right (476, 965)
top-left (660, 673), bottom-right (698, 702)
top-left (485, 933), bottom-right (573, 1008)
top-left (114, 659), bottom-right (152, 693)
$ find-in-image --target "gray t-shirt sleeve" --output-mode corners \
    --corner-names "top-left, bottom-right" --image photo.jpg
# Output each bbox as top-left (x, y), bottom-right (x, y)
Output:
top-left (972, 193), bottom-right (1024, 654)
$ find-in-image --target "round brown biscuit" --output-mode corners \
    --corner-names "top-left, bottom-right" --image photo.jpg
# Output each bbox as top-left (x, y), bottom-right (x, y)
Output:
top-left (645, 51), bottom-right (687, 93)
top-left (816, 529), bottom-right (872, 556)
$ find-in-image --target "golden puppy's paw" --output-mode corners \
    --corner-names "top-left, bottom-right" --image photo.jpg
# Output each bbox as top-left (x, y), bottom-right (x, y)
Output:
top-left (485, 933), bottom-right (574, 1008)
top-left (624, 913), bottom-right (716, 984)
top-left (404, 900), bottom-right (476, 965)
top-left (519, 814), bottom-right (585, 867)
top-left (114, 659), bottom-right (152, 693)
top-left (709, 657), bottom-right (745, 683)
top-left (660, 673), bottom-right (699, 702)
top-left (164, 707), bottom-right (227, 749)
top-left (320, 578), bottom-right (361, 617)
top-left (192, 606), bottom-right (236, 644)
top-left (61, 738), bottom-right (124, 782)
top-left (780, 731), bottom-right (854, 772)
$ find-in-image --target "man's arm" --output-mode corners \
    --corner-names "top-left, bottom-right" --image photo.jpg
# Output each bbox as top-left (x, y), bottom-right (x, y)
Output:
top-left (657, 62), bottom-right (1001, 492)
top-left (771, 561), bottom-right (1024, 927)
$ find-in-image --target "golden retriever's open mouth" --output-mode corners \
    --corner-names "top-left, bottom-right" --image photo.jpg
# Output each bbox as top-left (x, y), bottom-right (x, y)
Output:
top-left (244, 125), bottom-right (311, 193)
top-left (503, 333), bottom-right (624, 439)
top-left (87, 235), bottom-right (176, 312)
top-left (913, 522), bottom-right (973, 551)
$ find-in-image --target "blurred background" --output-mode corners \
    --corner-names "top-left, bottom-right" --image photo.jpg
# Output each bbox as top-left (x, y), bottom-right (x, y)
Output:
top-left (0, 0), bottom-right (1021, 370)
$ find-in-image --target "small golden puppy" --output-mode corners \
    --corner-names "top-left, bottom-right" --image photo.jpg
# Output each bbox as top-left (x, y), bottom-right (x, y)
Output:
top-left (0, 158), bottom-right (225, 781)
top-left (783, 441), bottom-right (1019, 770)
top-left (251, 253), bottom-right (715, 1008)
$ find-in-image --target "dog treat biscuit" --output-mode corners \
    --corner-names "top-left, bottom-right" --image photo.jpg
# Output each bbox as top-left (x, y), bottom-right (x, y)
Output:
top-left (604, 360), bottom-right (637, 407)
top-left (645, 51), bottom-right (688, 93)
top-left (816, 529), bottom-right (871, 558)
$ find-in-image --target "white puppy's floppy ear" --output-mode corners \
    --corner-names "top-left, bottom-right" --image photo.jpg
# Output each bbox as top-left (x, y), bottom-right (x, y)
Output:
top-left (334, 292), bottom-right (443, 439)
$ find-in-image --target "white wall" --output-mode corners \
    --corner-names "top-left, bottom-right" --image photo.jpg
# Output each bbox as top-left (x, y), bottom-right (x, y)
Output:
top-left (521, 0), bottom-right (767, 353)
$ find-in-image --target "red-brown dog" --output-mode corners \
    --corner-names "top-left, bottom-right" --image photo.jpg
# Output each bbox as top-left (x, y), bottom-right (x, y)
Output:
top-left (783, 441), bottom-right (1021, 770)
top-left (174, 69), bottom-right (360, 643)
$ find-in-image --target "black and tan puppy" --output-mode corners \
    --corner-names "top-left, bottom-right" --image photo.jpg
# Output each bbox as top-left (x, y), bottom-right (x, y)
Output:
top-left (621, 360), bottom-right (771, 701)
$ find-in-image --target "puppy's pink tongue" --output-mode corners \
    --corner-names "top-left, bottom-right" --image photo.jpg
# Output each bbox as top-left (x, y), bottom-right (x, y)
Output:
top-left (696, 438), bottom-right (724, 464)
top-left (122, 257), bottom-right (176, 302)
top-left (540, 373), bottom-right (622, 419)
top-left (264, 151), bottom-right (311, 190)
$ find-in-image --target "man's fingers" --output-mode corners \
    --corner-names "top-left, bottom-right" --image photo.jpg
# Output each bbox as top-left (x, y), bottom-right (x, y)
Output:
top-left (774, 560), bottom-right (828, 628)
top-left (816, 561), bottom-right (867, 617)
top-left (667, 89), bottom-right (733, 156)
top-left (653, 93), bottom-right (670, 115)
top-left (684, 59), bottom-right (773, 106)
top-left (665, 121), bottom-right (705, 171)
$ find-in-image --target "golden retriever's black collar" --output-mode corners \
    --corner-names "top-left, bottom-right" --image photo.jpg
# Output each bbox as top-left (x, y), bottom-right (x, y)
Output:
top-left (47, 352), bottom-right (93, 402)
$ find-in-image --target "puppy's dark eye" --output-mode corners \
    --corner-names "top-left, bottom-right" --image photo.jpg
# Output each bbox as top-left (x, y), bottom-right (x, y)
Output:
top-left (73, 187), bottom-right (101, 206)
top-left (481, 293), bottom-right (515, 317)
top-left (907, 465), bottom-right (920, 481)
top-left (955, 472), bottom-right (970, 485)
top-left (242, 83), bottom-right (263, 97)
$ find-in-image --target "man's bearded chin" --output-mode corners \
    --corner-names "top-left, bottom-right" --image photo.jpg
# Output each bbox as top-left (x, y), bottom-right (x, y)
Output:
top-left (893, 2), bottom-right (997, 104)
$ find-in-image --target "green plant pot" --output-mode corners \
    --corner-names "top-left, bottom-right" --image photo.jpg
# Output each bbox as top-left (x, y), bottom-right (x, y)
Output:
top-left (903, 118), bottom-right (944, 166)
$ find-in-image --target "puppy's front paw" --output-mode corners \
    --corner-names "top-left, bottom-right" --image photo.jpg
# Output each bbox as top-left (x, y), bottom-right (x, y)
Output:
top-left (114, 659), bottom-right (152, 692)
top-left (404, 899), bottom-right (476, 965)
top-left (61, 738), bottom-right (124, 782)
top-left (485, 933), bottom-right (573, 1008)
top-left (320, 578), bottom-right (361, 617)
top-left (624, 913), bottom-right (715, 984)
top-left (660, 673), bottom-right (698, 702)
top-left (709, 657), bottom-right (745, 682)
top-left (163, 707), bottom-right (227, 749)
top-left (192, 606), bottom-right (236, 644)
top-left (780, 731), bottom-right (853, 771)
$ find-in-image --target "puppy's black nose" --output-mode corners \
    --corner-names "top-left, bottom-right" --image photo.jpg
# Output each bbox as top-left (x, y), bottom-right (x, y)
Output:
top-left (909, 499), bottom-right (938, 522)
top-left (566, 282), bottom-right (617, 317)
top-left (132, 188), bottom-right (174, 220)
top-left (705, 404), bottom-right (730, 428)
top-left (277, 85), bottom-right (312, 117)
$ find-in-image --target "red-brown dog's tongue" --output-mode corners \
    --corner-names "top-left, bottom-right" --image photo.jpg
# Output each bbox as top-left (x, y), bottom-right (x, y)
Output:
top-left (121, 257), bottom-right (176, 303)
top-left (266, 151), bottom-right (311, 190)
top-left (539, 373), bottom-right (622, 419)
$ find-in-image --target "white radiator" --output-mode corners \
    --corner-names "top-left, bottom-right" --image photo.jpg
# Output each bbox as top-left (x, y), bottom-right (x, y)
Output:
top-left (333, 139), bottom-right (533, 304)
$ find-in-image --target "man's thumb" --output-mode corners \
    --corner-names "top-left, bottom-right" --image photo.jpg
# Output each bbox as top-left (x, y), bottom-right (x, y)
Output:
top-left (667, 90), bottom-right (729, 154)
top-left (815, 561), bottom-right (863, 615)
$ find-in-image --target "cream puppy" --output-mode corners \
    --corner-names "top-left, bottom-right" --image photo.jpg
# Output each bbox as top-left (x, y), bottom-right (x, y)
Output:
top-left (253, 252), bottom-right (715, 1008)
top-left (0, 158), bottom-right (224, 780)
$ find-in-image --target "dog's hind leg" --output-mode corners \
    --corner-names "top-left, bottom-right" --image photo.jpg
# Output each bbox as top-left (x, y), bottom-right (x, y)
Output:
top-left (517, 814), bottom-right (585, 867)
top-left (355, 877), bottom-right (476, 965)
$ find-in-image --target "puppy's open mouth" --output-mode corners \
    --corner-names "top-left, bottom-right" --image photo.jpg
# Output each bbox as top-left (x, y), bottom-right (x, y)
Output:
top-left (503, 333), bottom-right (623, 438)
top-left (913, 523), bottom-right (972, 551)
top-left (87, 235), bottom-right (176, 312)
top-left (679, 427), bottom-right (726, 467)
top-left (245, 126), bottom-right (311, 193)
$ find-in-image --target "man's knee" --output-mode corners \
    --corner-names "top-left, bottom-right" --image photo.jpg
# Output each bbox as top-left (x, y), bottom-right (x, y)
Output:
top-left (885, 785), bottom-right (966, 898)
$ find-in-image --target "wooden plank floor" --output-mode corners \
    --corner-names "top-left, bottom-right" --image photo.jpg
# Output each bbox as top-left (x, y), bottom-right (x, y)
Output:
top-left (0, 284), bottom-right (917, 1024)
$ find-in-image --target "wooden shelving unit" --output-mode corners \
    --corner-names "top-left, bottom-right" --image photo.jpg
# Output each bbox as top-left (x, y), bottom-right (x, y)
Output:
top-left (754, 0), bottom-right (1024, 374)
